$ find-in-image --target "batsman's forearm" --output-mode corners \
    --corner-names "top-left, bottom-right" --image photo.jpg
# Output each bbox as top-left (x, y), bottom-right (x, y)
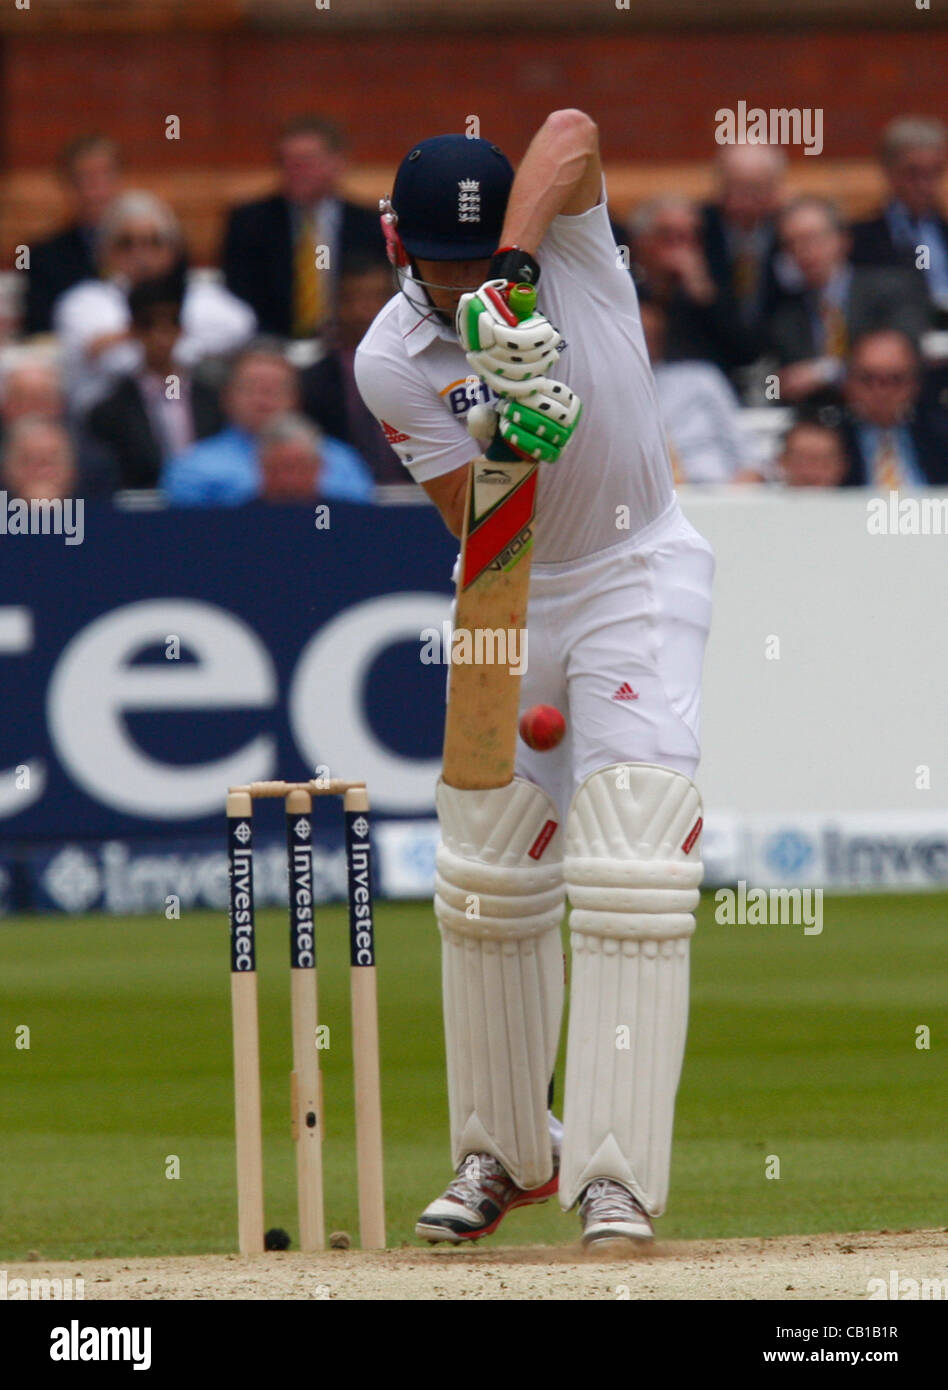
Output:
top-left (498, 109), bottom-right (598, 253)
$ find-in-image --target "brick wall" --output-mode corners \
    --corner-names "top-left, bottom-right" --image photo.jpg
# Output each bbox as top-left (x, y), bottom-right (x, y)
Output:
top-left (2, 27), bottom-right (946, 263)
top-left (4, 29), bottom-right (946, 169)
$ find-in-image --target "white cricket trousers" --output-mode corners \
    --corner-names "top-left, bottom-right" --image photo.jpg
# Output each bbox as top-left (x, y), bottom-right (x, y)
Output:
top-left (515, 498), bottom-right (714, 815)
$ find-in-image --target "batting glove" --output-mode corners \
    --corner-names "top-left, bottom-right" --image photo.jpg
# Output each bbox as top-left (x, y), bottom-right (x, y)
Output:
top-left (457, 279), bottom-right (564, 395)
top-left (468, 380), bottom-right (582, 465)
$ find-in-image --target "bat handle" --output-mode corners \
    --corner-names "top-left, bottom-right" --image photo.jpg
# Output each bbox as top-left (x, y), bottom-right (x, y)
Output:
top-left (507, 283), bottom-right (537, 320)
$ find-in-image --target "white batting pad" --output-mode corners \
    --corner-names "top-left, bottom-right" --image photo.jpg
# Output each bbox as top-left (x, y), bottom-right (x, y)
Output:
top-left (435, 777), bottom-right (566, 1190)
top-left (560, 763), bottom-right (704, 1214)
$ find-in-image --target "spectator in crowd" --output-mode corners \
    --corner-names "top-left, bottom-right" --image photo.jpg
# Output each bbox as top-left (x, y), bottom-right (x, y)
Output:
top-left (851, 117), bottom-right (948, 320)
top-left (258, 414), bottom-right (331, 502)
top-left (920, 355), bottom-right (948, 420)
top-left (223, 115), bottom-right (385, 341)
top-left (301, 256), bottom-right (409, 484)
top-left (629, 195), bottom-right (754, 376)
top-left (768, 196), bottom-right (931, 404)
top-left (639, 300), bottom-right (753, 483)
top-left (54, 191), bottom-right (256, 414)
top-left (0, 274), bottom-right (24, 348)
top-left (84, 275), bottom-right (223, 490)
top-left (161, 339), bottom-right (373, 506)
top-left (701, 142), bottom-right (788, 335)
top-left (0, 417), bottom-right (78, 502)
top-left (0, 349), bottom-right (62, 423)
top-left (777, 419), bottom-right (849, 488)
top-left (839, 329), bottom-right (948, 486)
top-left (0, 346), bottom-right (114, 494)
top-left (24, 134), bottom-right (124, 336)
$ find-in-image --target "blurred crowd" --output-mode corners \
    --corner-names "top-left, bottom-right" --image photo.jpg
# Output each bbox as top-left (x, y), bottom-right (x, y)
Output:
top-left (2, 111), bottom-right (948, 509)
top-left (634, 118), bottom-right (948, 488)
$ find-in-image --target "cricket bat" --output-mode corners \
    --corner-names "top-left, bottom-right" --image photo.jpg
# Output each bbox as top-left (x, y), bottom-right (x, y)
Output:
top-left (442, 283), bottom-right (539, 791)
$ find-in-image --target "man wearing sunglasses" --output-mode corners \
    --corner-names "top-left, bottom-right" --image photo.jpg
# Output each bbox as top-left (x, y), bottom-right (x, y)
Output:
top-left (53, 191), bottom-right (255, 416)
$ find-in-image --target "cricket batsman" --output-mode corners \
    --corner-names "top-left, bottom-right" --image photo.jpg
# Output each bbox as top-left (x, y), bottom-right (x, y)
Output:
top-left (356, 110), bottom-right (713, 1246)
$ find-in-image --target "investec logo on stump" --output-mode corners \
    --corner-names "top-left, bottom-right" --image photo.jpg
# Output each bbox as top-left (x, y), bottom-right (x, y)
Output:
top-left (50, 1320), bottom-right (151, 1370)
top-left (348, 814), bottom-right (374, 965)
top-left (0, 492), bottom-right (84, 545)
top-left (230, 822), bottom-right (254, 970)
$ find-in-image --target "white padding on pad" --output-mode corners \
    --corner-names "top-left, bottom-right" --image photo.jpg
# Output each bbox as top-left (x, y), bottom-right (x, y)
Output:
top-left (561, 763), bottom-right (704, 1215)
top-left (435, 777), bottom-right (566, 1190)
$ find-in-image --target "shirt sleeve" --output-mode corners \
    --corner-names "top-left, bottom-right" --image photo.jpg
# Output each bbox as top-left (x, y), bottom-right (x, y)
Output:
top-left (539, 181), bottom-right (641, 319)
top-left (178, 281), bottom-right (257, 364)
top-left (53, 282), bottom-right (142, 413)
top-left (354, 341), bottom-right (477, 484)
top-left (160, 439), bottom-right (254, 506)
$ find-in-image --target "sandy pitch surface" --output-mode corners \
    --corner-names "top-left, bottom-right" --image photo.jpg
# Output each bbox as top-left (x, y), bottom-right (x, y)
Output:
top-left (5, 1229), bottom-right (945, 1300)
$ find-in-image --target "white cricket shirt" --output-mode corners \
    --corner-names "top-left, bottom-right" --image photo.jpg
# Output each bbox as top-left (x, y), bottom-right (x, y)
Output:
top-left (355, 189), bottom-right (675, 563)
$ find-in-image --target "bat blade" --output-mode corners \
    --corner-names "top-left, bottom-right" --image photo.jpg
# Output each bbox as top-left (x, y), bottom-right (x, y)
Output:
top-left (442, 452), bottom-right (538, 790)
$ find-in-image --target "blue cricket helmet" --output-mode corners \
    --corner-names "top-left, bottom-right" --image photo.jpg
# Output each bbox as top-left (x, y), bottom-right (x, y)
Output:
top-left (391, 134), bottom-right (514, 261)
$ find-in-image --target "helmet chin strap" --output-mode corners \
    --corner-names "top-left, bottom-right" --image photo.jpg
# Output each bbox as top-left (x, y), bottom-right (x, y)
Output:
top-left (396, 258), bottom-right (481, 330)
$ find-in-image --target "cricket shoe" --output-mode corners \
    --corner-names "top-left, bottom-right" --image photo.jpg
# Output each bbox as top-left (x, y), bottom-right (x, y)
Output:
top-left (416, 1152), bottom-right (558, 1244)
top-left (579, 1179), bottom-right (654, 1248)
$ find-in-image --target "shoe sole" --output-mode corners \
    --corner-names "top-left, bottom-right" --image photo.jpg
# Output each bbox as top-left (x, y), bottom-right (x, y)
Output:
top-left (416, 1174), bottom-right (559, 1245)
top-left (582, 1228), bottom-right (654, 1251)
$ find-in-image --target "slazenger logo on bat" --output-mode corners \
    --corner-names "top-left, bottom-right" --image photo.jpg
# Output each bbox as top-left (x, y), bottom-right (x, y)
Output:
top-left (477, 468), bottom-right (512, 485)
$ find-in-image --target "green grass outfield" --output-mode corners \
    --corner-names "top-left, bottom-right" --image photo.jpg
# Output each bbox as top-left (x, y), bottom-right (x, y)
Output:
top-left (1, 893), bottom-right (945, 1260)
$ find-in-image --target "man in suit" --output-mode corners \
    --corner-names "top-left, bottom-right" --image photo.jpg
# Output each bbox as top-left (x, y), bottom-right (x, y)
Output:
top-left (850, 117), bottom-right (948, 321)
top-left (629, 195), bottom-right (754, 376)
top-left (300, 256), bottom-right (408, 484)
top-left (701, 142), bottom-right (788, 339)
top-left (839, 329), bottom-right (948, 486)
top-left (25, 135), bottom-right (123, 336)
top-left (768, 196), bottom-right (932, 406)
top-left (85, 275), bottom-right (222, 490)
top-left (223, 115), bottom-right (386, 340)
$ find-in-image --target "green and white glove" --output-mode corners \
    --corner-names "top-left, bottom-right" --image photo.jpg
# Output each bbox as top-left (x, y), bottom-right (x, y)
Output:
top-left (467, 377), bottom-right (582, 465)
top-left (457, 279), bottom-right (564, 396)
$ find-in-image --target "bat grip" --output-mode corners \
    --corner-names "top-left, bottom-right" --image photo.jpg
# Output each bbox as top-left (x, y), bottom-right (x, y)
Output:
top-left (507, 283), bottom-right (537, 320)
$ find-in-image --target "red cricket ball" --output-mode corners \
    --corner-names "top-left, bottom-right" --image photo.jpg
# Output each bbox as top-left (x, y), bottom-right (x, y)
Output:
top-left (518, 704), bottom-right (567, 752)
